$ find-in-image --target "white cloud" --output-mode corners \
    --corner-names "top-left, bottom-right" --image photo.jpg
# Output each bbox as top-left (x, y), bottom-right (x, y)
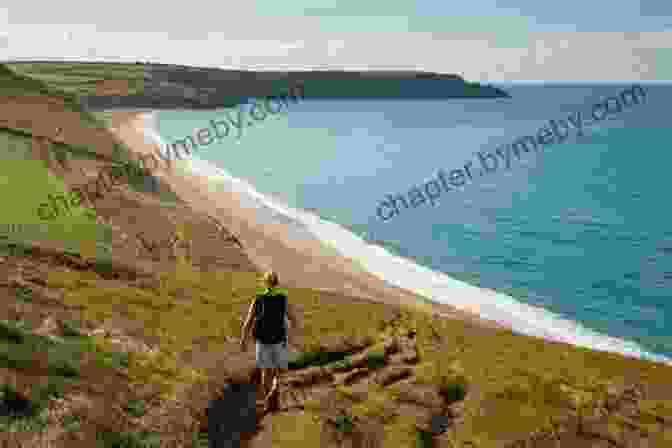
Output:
top-left (0, 18), bottom-right (670, 81)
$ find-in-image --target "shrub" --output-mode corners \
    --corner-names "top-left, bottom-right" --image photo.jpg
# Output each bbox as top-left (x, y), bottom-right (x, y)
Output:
top-left (33, 378), bottom-right (68, 404)
top-left (96, 430), bottom-right (162, 448)
top-left (0, 382), bottom-right (53, 431)
top-left (2, 242), bottom-right (33, 257)
top-left (366, 351), bottom-right (387, 370)
top-left (0, 383), bottom-right (36, 418)
top-left (123, 399), bottom-right (147, 418)
top-left (95, 349), bottom-right (130, 371)
top-left (0, 342), bottom-right (35, 370)
top-left (334, 415), bottom-right (354, 434)
top-left (61, 319), bottom-right (84, 338)
top-left (0, 321), bottom-right (25, 344)
top-left (92, 258), bottom-right (116, 276)
top-left (52, 144), bottom-right (71, 166)
top-left (288, 350), bottom-right (350, 370)
top-left (0, 412), bottom-right (49, 433)
top-left (191, 430), bottom-right (209, 448)
top-left (62, 413), bottom-right (82, 432)
top-left (331, 357), bottom-right (353, 372)
top-left (416, 429), bottom-right (434, 448)
top-left (15, 286), bottom-right (33, 303)
top-left (439, 376), bottom-right (468, 405)
top-left (48, 359), bottom-right (80, 378)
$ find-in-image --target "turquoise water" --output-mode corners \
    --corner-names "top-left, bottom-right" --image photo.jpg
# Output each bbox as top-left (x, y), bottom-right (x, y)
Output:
top-left (157, 84), bottom-right (672, 362)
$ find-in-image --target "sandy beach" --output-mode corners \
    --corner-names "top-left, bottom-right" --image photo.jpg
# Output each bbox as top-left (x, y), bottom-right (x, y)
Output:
top-left (108, 111), bottom-right (508, 332)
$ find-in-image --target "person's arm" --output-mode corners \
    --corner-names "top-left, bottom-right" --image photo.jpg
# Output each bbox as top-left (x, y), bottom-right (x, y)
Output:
top-left (286, 302), bottom-right (299, 329)
top-left (240, 299), bottom-right (257, 348)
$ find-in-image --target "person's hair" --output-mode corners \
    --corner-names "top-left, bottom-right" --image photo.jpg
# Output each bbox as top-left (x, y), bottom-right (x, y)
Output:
top-left (262, 271), bottom-right (279, 288)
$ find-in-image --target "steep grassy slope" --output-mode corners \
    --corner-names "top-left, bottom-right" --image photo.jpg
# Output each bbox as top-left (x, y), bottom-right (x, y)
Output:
top-left (2, 253), bottom-right (672, 447)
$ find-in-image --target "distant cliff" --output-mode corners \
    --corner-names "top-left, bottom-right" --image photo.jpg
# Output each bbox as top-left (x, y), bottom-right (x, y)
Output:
top-left (74, 64), bottom-right (510, 110)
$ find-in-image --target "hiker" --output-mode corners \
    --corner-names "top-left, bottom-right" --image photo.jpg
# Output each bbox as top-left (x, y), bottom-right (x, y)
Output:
top-left (240, 271), bottom-right (298, 411)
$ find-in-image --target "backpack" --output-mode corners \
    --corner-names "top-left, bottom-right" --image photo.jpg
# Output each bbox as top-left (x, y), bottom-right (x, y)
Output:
top-left (252, 291), bottom-right (287, 345)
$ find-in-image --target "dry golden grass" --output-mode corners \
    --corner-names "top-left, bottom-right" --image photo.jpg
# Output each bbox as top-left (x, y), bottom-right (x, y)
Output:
top-left (267, 411), bottom-right (323, 447)
top-left (39, 262), bottom-right (672, 447)
top-left (45, 266), bottom-right (394, 393)
top-left (350, 388), bottom-right (397, 423)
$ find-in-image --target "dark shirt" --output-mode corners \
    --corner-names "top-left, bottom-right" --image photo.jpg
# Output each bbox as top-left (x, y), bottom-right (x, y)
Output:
top-left (252, 289), bottom-right (288, 345)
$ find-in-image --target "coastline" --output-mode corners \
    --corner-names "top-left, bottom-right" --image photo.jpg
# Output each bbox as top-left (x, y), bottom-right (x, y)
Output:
top-left (108, 111), bottom-right (509, 333)
top-left (107, 110), bottom-right (672, 366)
top-left (6, 63), bottom-right (672, 446)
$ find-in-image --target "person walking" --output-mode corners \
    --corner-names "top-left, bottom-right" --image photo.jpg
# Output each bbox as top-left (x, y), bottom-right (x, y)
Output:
top-left (240, 271), bottom-right (298, 412)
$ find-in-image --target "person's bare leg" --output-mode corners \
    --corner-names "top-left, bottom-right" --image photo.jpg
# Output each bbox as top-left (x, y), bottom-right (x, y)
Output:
top-left (272, 368), bottom-right (279, 394)
top-left (260, 369), bottom-right (270, 397)
top-left (264, 368), bottom-right (278, 400)
top-left (263, 368), bottom-right (281, 412)
top-left (266, 369), bottom-right (274, 397)
top-left (271, 368), bottom-right (282, 400)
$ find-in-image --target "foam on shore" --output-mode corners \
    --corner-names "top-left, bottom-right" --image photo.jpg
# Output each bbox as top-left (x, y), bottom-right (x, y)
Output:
top-left (137, 112), bottom-right (672, 366)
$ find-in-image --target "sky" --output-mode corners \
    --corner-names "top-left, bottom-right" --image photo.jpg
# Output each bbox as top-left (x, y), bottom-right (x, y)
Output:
top-left (0, 0), bottom-right (671, 81)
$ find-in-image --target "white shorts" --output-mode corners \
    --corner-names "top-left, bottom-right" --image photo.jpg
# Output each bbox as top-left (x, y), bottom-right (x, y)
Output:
top-left (256, 341), bottom-right (288, 369)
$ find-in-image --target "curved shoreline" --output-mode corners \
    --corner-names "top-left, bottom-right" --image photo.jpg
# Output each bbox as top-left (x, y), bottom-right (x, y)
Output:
top-left (108, 111), bottom-right (508, 332)
top-left (108, 110), bottom-right (672, 366)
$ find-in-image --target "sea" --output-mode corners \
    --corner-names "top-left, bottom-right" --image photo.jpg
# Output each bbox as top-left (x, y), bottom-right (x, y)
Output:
top-left (153, 83), bottom-right (672, 364)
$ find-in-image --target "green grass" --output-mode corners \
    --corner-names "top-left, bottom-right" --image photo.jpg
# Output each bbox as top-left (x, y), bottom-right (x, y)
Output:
top-left (334, 415), bottom-right (354, 434)
top-left (0, 152), bottom-right (109, 250)
top-left (123, 399), bottom-right (147, 418)
top-left (416, 430), bottom-right (434, 448)
top-left (50, 359), bottom-right (81, 378)
top-left (58, 322), bottom-right (131, 371)
top-left (62, 413), bottom-right (82, 432)
top-left (0, 342), bottom-right (38, 371)
top-left (365, 351), bottom-right (387, 370)
top-left (0, 127), bottom-right (36, 161)
top-left (0, 65), bottom-right (74, 103)
top-left (191, 430), bottom-right (209, 448)
top-left (33, 378), bottom-right (68, 402)
top-left (0, 319), bottom-right (130, 379)
top-left (0, 383), bottom-right (39, 417)
top-left (0, 320), bottom-right (146, 437)
top-left (60, 319), bottom-right (85, 338)
top-left (95, 348), bottom-right (131, 371)
top-left (0, 241), bottom-right (35, 258)
top-left (0, 341), bottom-right (83, 378)
top-left (15, 286), bottom-right (34, 303)
top-left (0, 383), bottom-right (52, 433)
top-left (330, 357), bottom-right (354, 372)
top-left (0, 64), bottom-right (94, 128)
top-left (96, 429), bottom-right (162, 448)
top-left (7, 62), bottom-right (146, 98)
top-left (288, 350), bottom-right (352, 370)
top-left (438, 377), bottom-right (469, 405)
top-left (0, 320), bottom-right (28, 344)
top-left (91, 257), bottom-right (116, 276)
top-left (0, 64), bottom-right (174, 242)
top-left (90, 112), bottom-right (117, 129)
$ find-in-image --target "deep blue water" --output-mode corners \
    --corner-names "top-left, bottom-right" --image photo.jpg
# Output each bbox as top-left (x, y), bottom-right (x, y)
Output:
top-left (157, 83), bottom-right (672, 361)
